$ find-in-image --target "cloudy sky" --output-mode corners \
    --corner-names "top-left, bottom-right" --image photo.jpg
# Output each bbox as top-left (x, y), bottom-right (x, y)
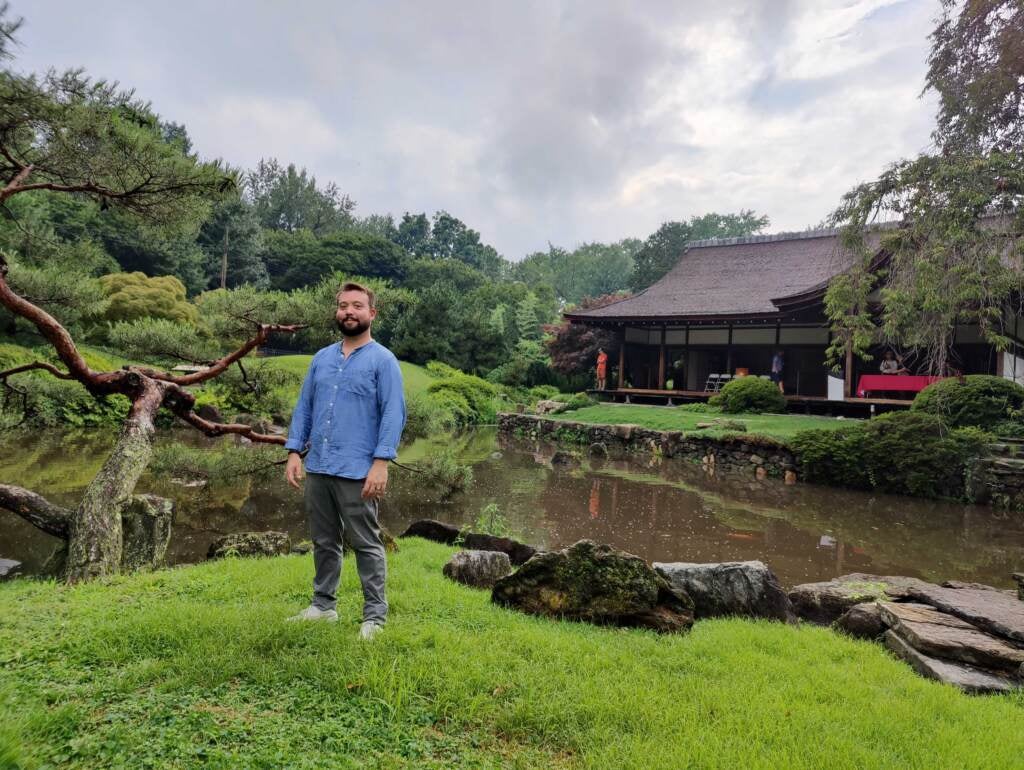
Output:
top-left (15, 0), bottom-right (940, 258)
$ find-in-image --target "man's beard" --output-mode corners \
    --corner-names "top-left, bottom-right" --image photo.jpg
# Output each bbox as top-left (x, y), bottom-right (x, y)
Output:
top-left (336, 317), bottom-right (370, 337)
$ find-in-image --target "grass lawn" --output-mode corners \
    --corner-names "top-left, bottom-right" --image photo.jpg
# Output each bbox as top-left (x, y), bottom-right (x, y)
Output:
top-left (559, 404), bottom-right (858, 443)
top-left (263, 354), bottom-right (435, 398)
top-left (2, 539), bottom-right (1022, 769)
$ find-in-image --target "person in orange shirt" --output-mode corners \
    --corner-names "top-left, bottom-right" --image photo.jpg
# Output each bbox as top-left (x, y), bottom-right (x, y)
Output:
top-left (596, 348), bottom-right (608, 390)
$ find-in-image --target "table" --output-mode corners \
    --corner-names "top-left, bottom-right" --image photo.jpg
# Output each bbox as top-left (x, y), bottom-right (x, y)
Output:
top-left (856, 374), bottom-right (943, 398)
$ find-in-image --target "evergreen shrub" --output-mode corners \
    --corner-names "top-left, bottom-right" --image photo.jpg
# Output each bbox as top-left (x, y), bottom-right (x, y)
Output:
top-left (552, 392), bottom-right (594, 411)
top-left (911, 375), bottom-right (1024, 429)
top-left (792, 411), bottom-right (991, 499)
top-left (709, 376), bottom-right (786, 414)
top-left (426, 371), bottom-right (498, 425)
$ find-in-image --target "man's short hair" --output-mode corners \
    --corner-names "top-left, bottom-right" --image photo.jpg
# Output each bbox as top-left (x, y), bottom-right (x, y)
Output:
top-left (337, 281), bottom-right (376, 309)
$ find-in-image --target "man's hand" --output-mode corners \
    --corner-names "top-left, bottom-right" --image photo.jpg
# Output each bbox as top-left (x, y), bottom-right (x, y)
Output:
top-left (285, 453), bottom-right (305, 490)
top-left (362, 459), bottom-right (389, 499)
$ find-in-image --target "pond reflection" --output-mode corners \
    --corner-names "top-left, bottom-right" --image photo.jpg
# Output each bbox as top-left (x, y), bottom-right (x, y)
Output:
top-left (1, 428), bottom-right (1022, 588)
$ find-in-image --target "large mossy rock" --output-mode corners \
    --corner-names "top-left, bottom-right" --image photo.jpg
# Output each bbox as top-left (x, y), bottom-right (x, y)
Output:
top-left (491, 540), bottom-right (694, 633)
top-left (207, 531), bottom-right (291, 559)
top-left (654, 560), bottom-right (796, 623)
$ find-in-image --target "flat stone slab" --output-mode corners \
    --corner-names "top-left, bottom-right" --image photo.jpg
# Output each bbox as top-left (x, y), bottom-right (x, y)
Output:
top-left (884, 630), bottom-right (1019, 694)
top-left (0, 558), bottom-right (22, 580)
top-left (788, 573), bottom-right (931, 625)
top-left (878, 602), bottom-right (1024, 673)
top-left (900, 583), bottom-right (1024, 645)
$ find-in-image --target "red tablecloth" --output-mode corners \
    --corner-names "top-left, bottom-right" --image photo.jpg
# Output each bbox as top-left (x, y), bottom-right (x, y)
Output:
top-left (856, 375), bottom-right (943, 397)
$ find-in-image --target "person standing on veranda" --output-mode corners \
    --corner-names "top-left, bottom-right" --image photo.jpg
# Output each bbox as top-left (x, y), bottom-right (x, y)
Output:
top-left (284, 282), bottom-right (406, 640)
top-left (596, 347), bottom-right (608, 390)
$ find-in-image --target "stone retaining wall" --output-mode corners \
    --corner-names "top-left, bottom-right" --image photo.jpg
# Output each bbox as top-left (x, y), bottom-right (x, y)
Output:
top-left (497, 412), bottom-right (798, 482)
top-left (972, 440), bottom-right (1024, 510)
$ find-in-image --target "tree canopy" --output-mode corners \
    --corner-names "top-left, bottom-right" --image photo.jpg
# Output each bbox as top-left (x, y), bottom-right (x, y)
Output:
top-left (827, 0), bottom-right (1024, 373)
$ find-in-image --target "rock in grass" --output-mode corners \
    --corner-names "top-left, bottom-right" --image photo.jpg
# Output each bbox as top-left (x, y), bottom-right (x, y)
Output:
top-left (834, 602), bottom-right (885, 640)
top-left (898, 581), bottom-right (1024, 645)
top-left (884, 630), bottom-right (1019, 694)
top-left (0, 558), bottom-right (22, 580)
top-left (788, 573), bottom-right (931, 625)
top-left (878, 602), bottom-right (1024, 673)
top-left (400, 519), bottom-right (535, 565)
top-left (491, 540), bottom-right (694, 634)
top-left (654, 561), bottom-right (796, 623)
top-left (207, 531), bottom-right (291, 559)
top-left (462, 532), bottom-right (536, 566)
top-left (443, 550), bottom-right (512, 588)
top-left (400, 519), bottom-right (460, 544)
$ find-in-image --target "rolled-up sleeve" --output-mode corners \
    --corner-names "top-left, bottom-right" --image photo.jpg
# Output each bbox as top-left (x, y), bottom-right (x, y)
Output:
top-left (373, 356), bottom-right (406, 460)
top-left (284, 356), bottom-right (317, 453)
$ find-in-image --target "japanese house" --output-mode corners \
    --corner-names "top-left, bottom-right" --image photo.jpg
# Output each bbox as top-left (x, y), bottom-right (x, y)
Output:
top-left (563, 227), bottom-right (1024, 404)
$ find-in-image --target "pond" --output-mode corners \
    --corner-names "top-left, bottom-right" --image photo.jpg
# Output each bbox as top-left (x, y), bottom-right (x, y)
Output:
top-left (1, 427), bottom-right (1022, 588)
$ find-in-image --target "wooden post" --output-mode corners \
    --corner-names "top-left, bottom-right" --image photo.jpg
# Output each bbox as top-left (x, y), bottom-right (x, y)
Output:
top-left (844, 342), bottom-right (854, 399)
top-left (617, 326), bottom-right (626, 390)
top-left (657, 326), bottom-right (666, 389)
top-left (726, 324), bottom-right (733, 376)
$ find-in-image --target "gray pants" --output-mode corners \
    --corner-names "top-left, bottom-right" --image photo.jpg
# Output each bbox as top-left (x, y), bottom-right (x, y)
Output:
top-left (304, 472), bottom-right (388, 623)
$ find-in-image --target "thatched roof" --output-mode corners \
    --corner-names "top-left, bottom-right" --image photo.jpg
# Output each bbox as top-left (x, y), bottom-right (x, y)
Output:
top-left (566, 228), bottom-right (878, 323)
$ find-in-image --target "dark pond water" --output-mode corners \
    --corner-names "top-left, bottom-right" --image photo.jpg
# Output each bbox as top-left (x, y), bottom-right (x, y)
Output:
top-left (2, 427), bottom-right (1023, 589)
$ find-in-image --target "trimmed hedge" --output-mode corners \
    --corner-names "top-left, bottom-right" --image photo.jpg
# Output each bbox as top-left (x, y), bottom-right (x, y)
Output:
top-left (792, 411), bottom-right (991, 499)
top-left (911, 375), bottom-right (1024, 430)
top-left (709, 376), bottom-right (786, 414)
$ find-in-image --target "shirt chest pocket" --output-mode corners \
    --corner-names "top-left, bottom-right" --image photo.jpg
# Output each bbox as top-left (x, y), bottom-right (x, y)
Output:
top-left (339, 370), bottom-right (375, 397)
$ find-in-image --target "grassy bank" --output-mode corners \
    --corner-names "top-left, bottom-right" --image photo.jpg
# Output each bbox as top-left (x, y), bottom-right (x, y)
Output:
top-left (559, 404), bottom-right (856, 443)
top-left (2, 539), bottom-right (1022, 769)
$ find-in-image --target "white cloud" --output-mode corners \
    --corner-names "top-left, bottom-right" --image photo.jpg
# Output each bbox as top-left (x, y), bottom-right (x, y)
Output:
top-left (13, 0), bottom-right (942, 257)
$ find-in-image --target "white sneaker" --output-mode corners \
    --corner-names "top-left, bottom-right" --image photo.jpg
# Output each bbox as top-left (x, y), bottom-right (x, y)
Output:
top-left (286, 605), bottom-right (338, 623)
top-left (358, 620), bottom-right (384, 641)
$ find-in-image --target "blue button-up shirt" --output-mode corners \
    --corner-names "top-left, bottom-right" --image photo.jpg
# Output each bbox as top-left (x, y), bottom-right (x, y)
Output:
top-left (285, 341), bottom-right (406, 480)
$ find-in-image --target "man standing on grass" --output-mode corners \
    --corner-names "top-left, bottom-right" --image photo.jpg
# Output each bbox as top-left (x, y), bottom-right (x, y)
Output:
top-left (284, 281), bottom-right (406, 641)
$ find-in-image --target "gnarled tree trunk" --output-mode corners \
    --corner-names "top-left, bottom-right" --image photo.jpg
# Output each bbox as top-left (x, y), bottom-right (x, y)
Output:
top-left (63, 392), bottom-right (161, 581)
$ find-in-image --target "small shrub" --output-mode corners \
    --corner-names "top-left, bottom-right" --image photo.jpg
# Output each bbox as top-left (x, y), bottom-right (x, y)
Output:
top-left (677, 402), bottom-right (722, 413)
top-left (404, 391), bottom-right (458, 440)
top-left (709, 376), bottom-right (786, 414)
top-left (427, 371), bottom-right (499, 425)
top-left (417, 449), bottom-right (473, 500)
top-left (552, 391), bottom-right (594, 411)
top-left (528, 385), bottom-right (560, 401)
top-left (912, 375), bottom-right (1024, 429)
top-left (718, 419), bottom-right (747, 432)
top-left (470, 503), bottom-right (518, 539)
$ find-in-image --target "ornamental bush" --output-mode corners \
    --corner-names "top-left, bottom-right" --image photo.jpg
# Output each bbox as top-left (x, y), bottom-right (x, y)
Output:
top-left (709, 376), bottom-right (786, 414)
top-left (426, 371), bottom-right (499, 425)
top-left (791, 411), bottom-right (991, 499)
top-left (911, 375), bottom-right (1024, 430)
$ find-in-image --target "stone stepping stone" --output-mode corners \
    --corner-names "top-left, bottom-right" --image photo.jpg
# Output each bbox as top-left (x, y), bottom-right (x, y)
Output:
top-left (0, 558), bottom-right (21, 580)
top-left (878, 602), bottom-right (1024, 673)
top-left (901, 583), bottom-right (1024, 645)
top-left (884, 631), bottom-right (1019, 694)
top-left (788, 573), bottom-right (932, 625)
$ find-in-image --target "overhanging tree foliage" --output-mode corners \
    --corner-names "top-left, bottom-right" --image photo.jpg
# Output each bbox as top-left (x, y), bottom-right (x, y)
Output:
top-left (826, 0), bottom-right (1024, 374)
top-left (0, 9), bottom-right (315, 582)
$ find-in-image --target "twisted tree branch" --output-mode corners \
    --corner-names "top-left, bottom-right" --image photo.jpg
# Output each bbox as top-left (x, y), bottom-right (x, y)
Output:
top-left (0, 483), bottom-right (71, 538)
